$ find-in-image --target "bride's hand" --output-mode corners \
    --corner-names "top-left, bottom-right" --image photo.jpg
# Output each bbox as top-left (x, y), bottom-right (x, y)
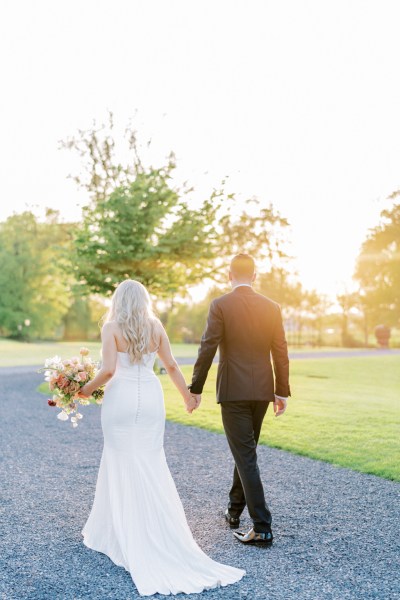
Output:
top-left (77, 384), bottom-right (91, 399)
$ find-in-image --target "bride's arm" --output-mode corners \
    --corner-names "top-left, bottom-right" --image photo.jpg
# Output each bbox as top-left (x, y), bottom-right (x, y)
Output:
top-left (80, 323), bottom-right (117, 397)
top-left (157, 326), bottom-right (197, 413)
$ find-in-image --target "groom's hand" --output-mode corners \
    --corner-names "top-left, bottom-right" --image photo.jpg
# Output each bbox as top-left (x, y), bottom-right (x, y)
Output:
top-left (273, 395), bottom-right (287, 417)
top-left (191, 393), bottom-right (201, 409)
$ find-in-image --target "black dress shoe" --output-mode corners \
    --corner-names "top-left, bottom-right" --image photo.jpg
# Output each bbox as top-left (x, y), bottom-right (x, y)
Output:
top-left (233, 527), bottom-right (273, 545)
top-left (224, 509), bottom-right (240, 529)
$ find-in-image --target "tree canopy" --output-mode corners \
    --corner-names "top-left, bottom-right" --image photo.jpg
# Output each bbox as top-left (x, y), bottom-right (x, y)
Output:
top-left (0, 211), bottom-right (73, 338)
top-left (63, 116), bottom-right (300, 299)
top-left (355, 203), bottom-right (400, 326)
top-left (74, 167), bottom-right (219, 297)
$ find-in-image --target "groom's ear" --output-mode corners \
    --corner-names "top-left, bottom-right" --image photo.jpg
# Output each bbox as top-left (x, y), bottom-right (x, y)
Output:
top-left (252, 272), bottom-right (257, 282)
top-left (228, 270), bottom-right (233, 281)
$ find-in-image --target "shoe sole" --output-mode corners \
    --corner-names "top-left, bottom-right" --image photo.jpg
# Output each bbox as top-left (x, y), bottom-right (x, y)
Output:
top-left (233, 534), bottom-right (273, 546)
top-left (236, 539), bottom-right (273, 546)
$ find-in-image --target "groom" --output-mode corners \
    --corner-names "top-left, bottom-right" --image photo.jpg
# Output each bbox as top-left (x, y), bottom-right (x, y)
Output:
top-left (189, 253), bottom-right (290, 545)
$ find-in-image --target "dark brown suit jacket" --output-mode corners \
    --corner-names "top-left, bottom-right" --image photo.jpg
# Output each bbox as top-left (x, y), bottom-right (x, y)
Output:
top-left (190, 286), bottom-right (290, 402)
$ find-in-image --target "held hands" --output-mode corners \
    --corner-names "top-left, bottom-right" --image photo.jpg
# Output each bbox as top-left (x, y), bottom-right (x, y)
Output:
top-left (184, 393), bottom-right (201, 414)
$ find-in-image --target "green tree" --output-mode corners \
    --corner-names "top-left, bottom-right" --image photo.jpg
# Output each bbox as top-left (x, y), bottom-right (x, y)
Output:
top-left (74, 171), bottom-right (219, 297)
top-left (63, 115), bottom-right (299, 305)
top-left (355, 202), bottom-right (400, 327)
top-left (62, 295), bottom-right (106, 340)
top-left (0, 211), bottom-right (73, 339)
top-left (64, 116), bottom-right (220, 297)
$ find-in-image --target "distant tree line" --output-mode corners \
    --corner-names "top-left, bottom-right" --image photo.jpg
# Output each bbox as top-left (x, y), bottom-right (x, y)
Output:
top-left (0, 115), bottom-right (398, 345)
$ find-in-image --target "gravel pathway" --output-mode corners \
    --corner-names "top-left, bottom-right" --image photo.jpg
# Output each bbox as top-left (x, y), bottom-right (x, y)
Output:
top-left (1, 370), bottom-right (399, 600)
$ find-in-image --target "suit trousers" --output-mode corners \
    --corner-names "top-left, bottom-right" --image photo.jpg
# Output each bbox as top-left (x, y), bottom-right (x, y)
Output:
top-left (220, 400), bottom-right (272, 533)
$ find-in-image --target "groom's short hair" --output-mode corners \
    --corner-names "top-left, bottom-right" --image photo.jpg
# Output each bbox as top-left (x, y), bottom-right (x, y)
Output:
top-left (230, 253), bottom-right (255, 279)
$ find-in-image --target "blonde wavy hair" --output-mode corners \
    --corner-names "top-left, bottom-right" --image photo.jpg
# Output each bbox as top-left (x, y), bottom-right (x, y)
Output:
top-left (105, 279), bottom-right (159, 363)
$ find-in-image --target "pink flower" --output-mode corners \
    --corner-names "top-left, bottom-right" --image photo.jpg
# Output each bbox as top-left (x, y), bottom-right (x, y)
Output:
top-left (57, 376), bottom-right (70, 390)
top-left (78, 371), bottom-right (88, 381)
top-left (68, 381), bottom-right (81, 395)
top-left (80, 347), bottom-right (90, 356)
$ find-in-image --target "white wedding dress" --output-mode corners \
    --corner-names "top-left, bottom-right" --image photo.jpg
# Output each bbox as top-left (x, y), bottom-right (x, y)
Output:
top-left (82, 351), bottom-right (245, 596)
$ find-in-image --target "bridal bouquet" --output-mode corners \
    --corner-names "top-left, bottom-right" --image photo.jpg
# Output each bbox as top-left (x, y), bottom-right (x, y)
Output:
top-left (40, 347), bottom-right (104, 427)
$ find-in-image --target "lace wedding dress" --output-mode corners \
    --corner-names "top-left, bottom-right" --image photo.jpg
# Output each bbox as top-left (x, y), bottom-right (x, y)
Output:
top-left (82, 351), bottom-right (245, 596)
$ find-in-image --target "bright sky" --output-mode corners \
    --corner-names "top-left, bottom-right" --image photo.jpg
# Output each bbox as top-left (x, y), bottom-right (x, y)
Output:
top-left (1, 0), bottom-right (399, 298)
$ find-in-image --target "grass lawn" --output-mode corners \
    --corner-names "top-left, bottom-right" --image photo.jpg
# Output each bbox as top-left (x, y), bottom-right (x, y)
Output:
top-left (36, 353), bottom-right (400, 481)
top-left (161, 356), bottom-right (400, 482)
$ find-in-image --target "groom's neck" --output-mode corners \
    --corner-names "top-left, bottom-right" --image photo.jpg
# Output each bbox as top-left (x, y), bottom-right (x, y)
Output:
top-left (231, 280), bottom-right (253, 289)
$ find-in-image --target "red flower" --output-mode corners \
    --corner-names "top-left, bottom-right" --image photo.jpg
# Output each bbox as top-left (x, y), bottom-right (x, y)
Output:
top-left (48, 399), bottom-right (57, 406)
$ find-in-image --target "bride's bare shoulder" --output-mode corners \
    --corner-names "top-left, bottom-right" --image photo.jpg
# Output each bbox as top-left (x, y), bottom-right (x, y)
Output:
top-left (152, 317), bottom-right (165, 342)
top-left (101, 321), bottom-right (119, 335)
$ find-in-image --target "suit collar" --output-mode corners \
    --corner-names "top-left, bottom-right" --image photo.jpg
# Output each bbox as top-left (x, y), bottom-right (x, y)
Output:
top-left (232, 285), bottom-right (255, 294)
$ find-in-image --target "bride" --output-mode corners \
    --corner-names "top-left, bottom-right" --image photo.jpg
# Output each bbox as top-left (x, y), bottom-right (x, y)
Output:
top-left (79, 279), bottom-right (245, 596)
